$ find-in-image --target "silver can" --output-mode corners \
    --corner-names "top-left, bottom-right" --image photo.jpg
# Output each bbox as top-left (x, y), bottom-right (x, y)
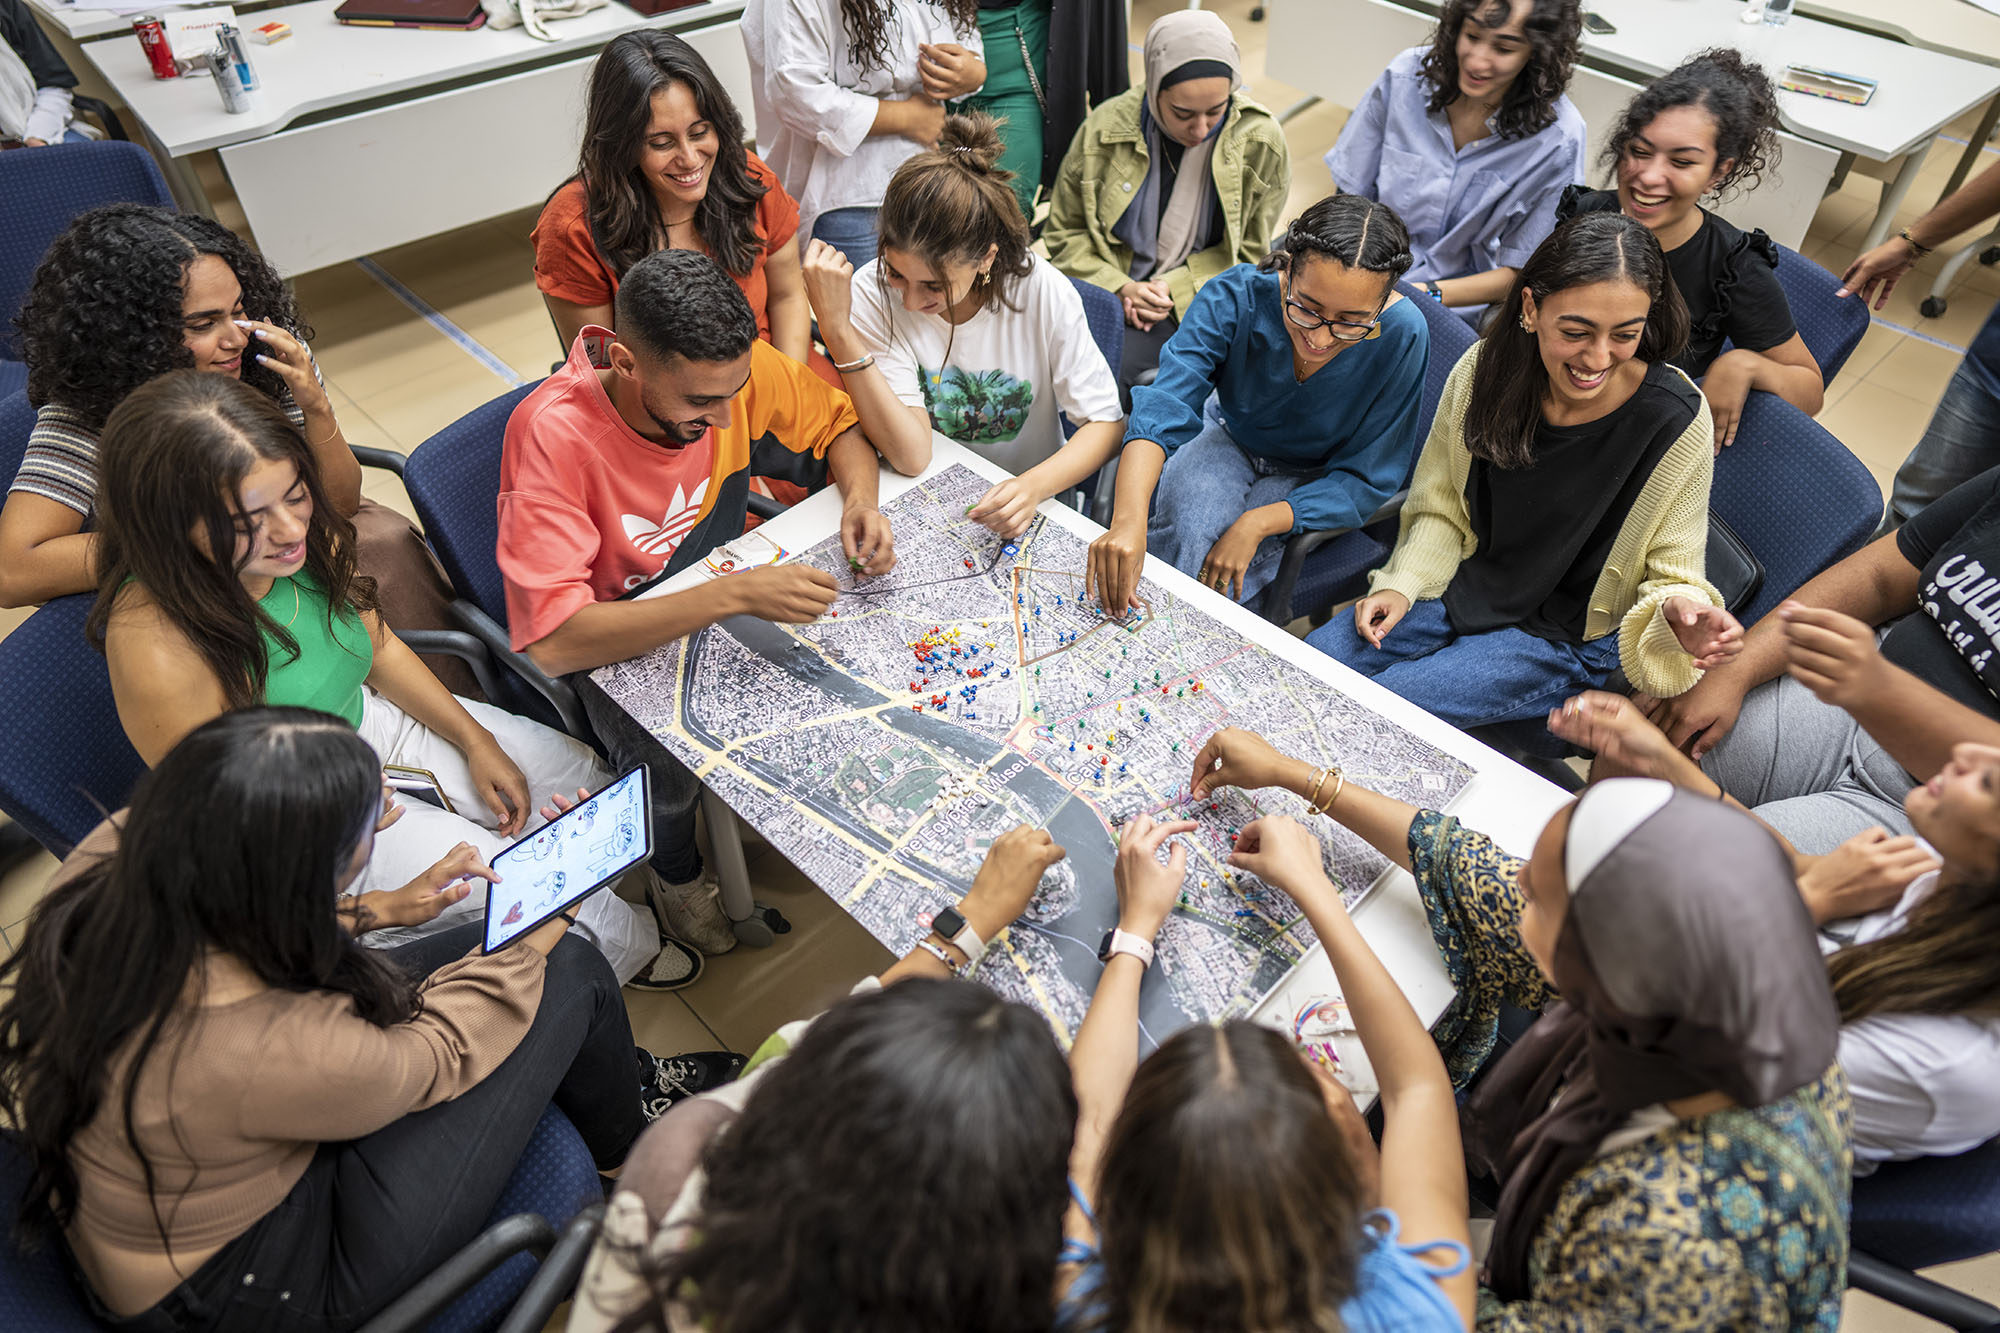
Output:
top-left (204, 48), bottom-right (252, 113)
top-left (215, 24), bottom-right (259, 92)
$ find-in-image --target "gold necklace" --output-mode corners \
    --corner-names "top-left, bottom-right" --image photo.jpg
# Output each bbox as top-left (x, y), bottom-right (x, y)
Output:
top-left (281, 578), bottom-right (301, 627)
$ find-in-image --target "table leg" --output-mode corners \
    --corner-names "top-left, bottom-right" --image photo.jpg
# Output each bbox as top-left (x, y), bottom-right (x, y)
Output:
top-left (1861, 141), bottom-right (1933, 254)
top-left (141, 122), bottom-right (216, 217)
top-left (1941, 91), bottom-right (2000, 204)
top-left (699, 784), bottom-right (754, 924)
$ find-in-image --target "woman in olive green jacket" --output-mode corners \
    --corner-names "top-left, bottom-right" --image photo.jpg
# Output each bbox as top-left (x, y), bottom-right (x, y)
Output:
top-left (1044, 10), bottom-right (1290, 399)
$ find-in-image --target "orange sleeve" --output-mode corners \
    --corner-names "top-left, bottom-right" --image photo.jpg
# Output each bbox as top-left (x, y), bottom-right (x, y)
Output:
top-left (736, 342), bottom-right (861, 485)
top-left (748, 153), bottom-right (799, 254)
top-left (531, 182), bottom-right (618, 308)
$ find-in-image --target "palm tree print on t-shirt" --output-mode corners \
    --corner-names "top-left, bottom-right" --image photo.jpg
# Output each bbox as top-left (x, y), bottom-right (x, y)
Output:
top-left (920, 365), bottom-right (1034, 443)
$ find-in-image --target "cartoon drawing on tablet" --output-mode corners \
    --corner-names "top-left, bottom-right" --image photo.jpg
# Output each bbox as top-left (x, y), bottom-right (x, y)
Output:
top-left (526, 827), bottom-right (559, 862)
top-left (500, 901), bottom-right (524, 927)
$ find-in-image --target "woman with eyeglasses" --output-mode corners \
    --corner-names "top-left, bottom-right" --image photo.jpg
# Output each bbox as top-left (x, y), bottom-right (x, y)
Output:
top-left (1087, 194), bottom-right (1427, 614)
top-left (1310, 212), bottom-right (1743, 728)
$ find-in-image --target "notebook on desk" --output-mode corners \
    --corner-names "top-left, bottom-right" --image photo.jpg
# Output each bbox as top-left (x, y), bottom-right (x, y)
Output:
top-left (333, 0), bottom-right (487, 29)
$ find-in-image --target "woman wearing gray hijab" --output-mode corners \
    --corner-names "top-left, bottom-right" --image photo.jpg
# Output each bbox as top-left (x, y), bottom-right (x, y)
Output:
top-left (1187, 726), bottom-right (1850, 1330)
top-left (1043, 11), bottom-right (1291, 399)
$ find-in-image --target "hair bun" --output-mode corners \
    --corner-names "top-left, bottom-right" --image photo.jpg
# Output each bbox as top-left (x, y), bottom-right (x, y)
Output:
top-left (937, 112), bottom-right (1005, 173)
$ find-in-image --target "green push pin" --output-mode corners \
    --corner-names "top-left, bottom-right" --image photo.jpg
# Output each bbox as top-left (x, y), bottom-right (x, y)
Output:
top-left (1177, 687), bottom-right (1185, 697)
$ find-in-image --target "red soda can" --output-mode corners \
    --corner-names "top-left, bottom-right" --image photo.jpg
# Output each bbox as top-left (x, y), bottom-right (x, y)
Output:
top-left (133, 16), bottom-right (179, 79)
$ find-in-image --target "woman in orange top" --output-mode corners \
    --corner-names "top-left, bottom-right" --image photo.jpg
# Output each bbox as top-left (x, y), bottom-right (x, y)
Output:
top-left (534, 31), bottom-right (828, 384)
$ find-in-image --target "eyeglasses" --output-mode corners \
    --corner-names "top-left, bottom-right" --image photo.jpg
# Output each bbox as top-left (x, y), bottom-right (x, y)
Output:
top-left (1282, 275), bottom-right (1382, 343)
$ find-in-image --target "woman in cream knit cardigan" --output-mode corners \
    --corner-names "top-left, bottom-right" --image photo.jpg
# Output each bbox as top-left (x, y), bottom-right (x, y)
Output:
top-left (1311, 213), bottom-right (1743, 726)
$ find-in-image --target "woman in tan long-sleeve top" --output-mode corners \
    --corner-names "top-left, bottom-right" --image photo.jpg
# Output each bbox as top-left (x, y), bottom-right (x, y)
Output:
top-left (0, 707), bottom-right (732, 1330)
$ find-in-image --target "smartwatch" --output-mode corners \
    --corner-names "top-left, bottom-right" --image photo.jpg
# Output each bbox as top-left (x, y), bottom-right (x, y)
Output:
top-left (930, 904), bottom-right (987, 967)
top-left (1096, 927), bottom-right (1156, 969)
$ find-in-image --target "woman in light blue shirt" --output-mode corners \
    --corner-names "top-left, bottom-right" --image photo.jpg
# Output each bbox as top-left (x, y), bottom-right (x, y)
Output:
top-left (1330, 0), bottom-right (1585, 323)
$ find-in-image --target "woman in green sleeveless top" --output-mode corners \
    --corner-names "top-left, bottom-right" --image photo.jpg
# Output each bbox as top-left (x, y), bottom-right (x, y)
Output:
top-left (90, 371), bottom-right (696, 991)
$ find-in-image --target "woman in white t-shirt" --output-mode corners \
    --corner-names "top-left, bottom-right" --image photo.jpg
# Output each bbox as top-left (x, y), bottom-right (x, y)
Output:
top-left (744, 0), bottom-right (985, 272)
top-left (803, 111), bottom-right (1126, 538)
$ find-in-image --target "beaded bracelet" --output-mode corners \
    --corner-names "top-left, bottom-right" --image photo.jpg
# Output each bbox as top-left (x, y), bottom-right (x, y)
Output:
top-left (1900, 227), bottom-right (1935, 260)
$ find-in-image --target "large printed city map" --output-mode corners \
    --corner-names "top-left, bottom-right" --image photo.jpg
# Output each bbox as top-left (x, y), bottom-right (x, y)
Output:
top-left (592, 465), bottom-right (1472, 1047)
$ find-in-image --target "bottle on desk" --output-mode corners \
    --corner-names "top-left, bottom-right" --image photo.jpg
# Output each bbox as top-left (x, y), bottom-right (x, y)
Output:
top-left (1764, 0), bottom-right (1793, 25)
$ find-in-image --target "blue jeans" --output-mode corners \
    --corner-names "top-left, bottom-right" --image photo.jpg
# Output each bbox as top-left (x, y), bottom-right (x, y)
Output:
top-left (1306, 596), bottom-right (1622, 728)
top-left (1147, 405), bottom-right (1308, 607)
top-left (810, 207), bottom-right (880, 273)
top-left (1882, 358), bottom-right (2000, 533)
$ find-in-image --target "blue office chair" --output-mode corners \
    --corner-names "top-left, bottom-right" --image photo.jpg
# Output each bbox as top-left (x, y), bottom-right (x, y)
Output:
top-left (0, 142), bottom-right (176, 367)
top-left (2, 389), bottom-right (33, 481)
top-left (1848, 1136), bottom-right (2000, 1330)
top-left (0, 595), bottom-right (146, 858)
top-left (1061, 276), bottom-right (1126, 516)
top-left (0, 1107), bottom-right (600, 1333)
top-left (1770, 243), bottom-right (1871, 387)
top-left (1258, 282), bottom-right (1478, 627)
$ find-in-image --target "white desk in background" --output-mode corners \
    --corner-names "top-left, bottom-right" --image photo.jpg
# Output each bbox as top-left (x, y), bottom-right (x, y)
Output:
top-left (616, 437), bottom-right (1575, 1043)
top-left (1270, 0), bottom-right (2000, 253)
top-left (59, 0), bottom-right (750, 276)
top-left (1798, 0), bottom-right (2000, 199)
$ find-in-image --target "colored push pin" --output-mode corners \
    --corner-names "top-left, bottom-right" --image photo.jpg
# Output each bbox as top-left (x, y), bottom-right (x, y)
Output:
top-left (1171, 742), bottom-right (1180, 752)
top-left (1119, 762), bottom-right (1128, 773)
top-left (1115, 703), bottom-right (1123, 712)
top-left (963, 557), bottom-right (974, 569)
top-left (1068, 743), bottom-right (1075, 752)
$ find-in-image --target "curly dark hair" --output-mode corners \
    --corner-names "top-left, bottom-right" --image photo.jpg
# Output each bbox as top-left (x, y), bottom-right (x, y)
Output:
top-left (17, 205), bottom-right (311, 430)
top-left (574, 31), bottom-right (768, 281)
top-left (1421, 0), bottom-right (1582, 141)
top-left (1600, 48), bottom-right (1782, 199)
top-left (625, 978), bottom-right (1075, 1333)
top-left (840, 0), bottom-right (978, 74)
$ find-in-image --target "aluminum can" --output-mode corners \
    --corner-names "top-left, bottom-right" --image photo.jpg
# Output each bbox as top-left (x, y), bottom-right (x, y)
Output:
top-left (205, 48), bottom-right (252, 113)
top-left (215, 24), bottom-right (259, 92)
top-left (133, 16), bottom-right (179, 80)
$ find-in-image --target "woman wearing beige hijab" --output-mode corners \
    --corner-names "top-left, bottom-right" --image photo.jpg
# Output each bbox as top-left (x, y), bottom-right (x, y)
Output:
top-left (1044, 10), bottom-right (1291, 400)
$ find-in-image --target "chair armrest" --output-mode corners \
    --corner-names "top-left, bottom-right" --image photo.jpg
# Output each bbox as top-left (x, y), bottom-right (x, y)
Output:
top-left (1846, 1250), bottom-right (2000, 1329)
top-left (70, 95), bottom-right (128, 141)
top-left (747, 492), bottom-right (786, 521)
top-left (1257, 491), bottom-right (1408, 626)
top-left (393, 629), bottom-right (505, 703)
top-left (446, 600), bottom-right (591, 739)
top-left (495, 1204), bottom-right (606, 1333)
top-left (355, 1213), bottom-right (557, 1333)
top-left (350, 445), bottom-right (407, 477)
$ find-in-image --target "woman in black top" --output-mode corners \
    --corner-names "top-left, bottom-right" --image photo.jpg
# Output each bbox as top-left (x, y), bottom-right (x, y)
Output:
top-left (1560, 49), bottom-right (1822, 448)
top-left (1311, 212), bottom-right (1742, 728)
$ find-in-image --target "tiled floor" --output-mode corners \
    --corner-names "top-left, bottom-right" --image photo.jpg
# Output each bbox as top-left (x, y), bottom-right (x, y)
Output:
top-left (5, 0), bottom-right (1997, 1321)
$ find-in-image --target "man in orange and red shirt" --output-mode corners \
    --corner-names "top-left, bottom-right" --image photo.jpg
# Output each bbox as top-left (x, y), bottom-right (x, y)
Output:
top-left (500, 249), bottom-right (902, 955)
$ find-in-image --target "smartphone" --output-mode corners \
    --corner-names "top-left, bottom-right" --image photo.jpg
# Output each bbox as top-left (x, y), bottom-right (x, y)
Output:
top-left (383, 763), bottom-right (454, 814)
top-left (1582, 10), bottom-right (1616, 34)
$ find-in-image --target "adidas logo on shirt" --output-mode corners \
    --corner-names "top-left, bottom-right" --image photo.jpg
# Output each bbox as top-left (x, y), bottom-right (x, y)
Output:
top-left (621, 480), bottom-right (710, 557)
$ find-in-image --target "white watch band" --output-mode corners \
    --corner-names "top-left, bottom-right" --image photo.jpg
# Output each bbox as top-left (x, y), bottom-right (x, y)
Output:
top-left (1105, 928), bottom-right (1155, 968)
top-left (944, 920), bottom-right (987, 967)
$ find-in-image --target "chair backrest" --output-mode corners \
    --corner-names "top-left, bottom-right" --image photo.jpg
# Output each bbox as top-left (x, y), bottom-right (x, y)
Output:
top-left (0, 595), bottom-right (146, 861)
top-left (2, 389), bottom-right (34, 485)
top-left (0, 142), bottom-right (177, 361)
top-left (1711, 391), bottom-right (1882, 627)
top-left (1771, 243), bottom-right (1870, 386)
top-left (1852, 1135), bottom-right (2000, 1271)
top-left (1066, 275), bottom-right (1125, 383)
top-left (401, 383), bottom-right (543, 627)
top-left (1393, 282), bottom-right (1479, 470)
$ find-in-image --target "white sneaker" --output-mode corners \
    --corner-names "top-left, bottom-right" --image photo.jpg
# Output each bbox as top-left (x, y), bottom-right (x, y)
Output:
top-left (647, 866), bottom-right (737, 955)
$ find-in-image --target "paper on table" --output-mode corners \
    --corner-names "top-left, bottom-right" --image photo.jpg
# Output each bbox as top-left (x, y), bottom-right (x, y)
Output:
top-left (166, 4), bottom-right (235, 57)
top-left (62, 0), bottom-right (192, 10)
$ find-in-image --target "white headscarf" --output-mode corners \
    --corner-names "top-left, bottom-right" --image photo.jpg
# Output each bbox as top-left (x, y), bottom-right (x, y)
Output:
top-left (1141, 11), bottom-right (1241, 276)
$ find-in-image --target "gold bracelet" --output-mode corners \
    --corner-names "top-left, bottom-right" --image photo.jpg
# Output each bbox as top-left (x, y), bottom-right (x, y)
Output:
top-left (1303, 765), bottom-right (1329, 812)
top-left (1323, 771), bottom-right (1348, 813)
top-left (307, 421), bottom-right (341, 447)
top-left (1900, 227), bottom-right (1935, 259)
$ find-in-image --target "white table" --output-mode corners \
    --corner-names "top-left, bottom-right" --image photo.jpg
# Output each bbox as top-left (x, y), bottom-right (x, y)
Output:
top-left (1797, 0), bottom-right (2000, 199)
top-left (632, 438), bottom-right (1575, 1039)
top-left (1271, 0), bottom-right (2000, 252)
top-left (60, 0), bottom-right (750, 275)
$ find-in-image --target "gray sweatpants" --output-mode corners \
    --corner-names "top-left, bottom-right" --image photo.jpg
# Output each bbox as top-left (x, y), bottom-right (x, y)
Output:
top-left (1699, 674), bottom-right (1916, 853)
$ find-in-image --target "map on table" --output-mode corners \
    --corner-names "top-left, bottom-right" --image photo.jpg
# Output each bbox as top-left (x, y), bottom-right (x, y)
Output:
top-left (592, 465), bottom-right (1473, 1048)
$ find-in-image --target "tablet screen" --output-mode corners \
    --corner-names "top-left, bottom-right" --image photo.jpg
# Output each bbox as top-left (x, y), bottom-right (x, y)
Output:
top-left (481, 766), bottom-right (652, 953)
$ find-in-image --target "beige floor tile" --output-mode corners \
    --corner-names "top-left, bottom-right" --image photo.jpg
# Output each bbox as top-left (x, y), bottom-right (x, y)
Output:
top-left (677, 851), bottom-right (894, 1054)
top-left (624, 987), bottom-right (727, 1056)
top-left (1815, 380), bottom-right (1933, 491)
top-left (360, 366), bottom-right (523, 454)
top-left (0, 844), bottom-right (59, 936)
top-left (1832, 320), bottom-right (1906, 389)
top-left (1869, 334), bottom-right (1969, 409)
